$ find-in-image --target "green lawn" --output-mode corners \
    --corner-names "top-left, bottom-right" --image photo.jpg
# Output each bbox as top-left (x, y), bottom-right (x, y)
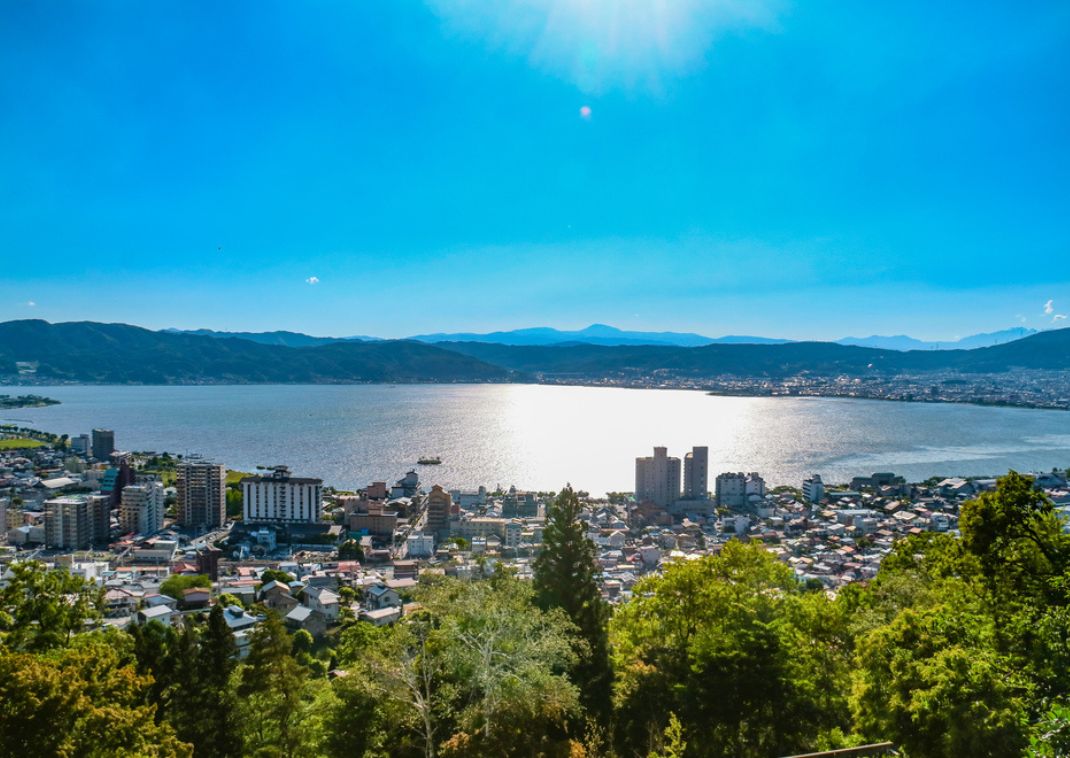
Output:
top-left (0, 438), bottom-right (45, 450)
top-left (227, 470), bottom-right (253, 485)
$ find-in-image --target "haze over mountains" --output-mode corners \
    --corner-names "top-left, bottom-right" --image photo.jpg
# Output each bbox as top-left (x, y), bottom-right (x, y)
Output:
top-left (168, 323), bottom-right (1037, 351)
top-left (837, 327), bottom-right (1038, 351)
top-left (1, 320), bottom-right (1067, 385)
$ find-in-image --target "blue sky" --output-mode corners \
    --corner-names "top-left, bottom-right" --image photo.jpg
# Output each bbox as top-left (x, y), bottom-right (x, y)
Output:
top-left (2, 1), bottom-right (1068, 340)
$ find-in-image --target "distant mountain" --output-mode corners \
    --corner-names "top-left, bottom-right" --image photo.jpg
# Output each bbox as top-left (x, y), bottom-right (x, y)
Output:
top-left (165, 323), bottom-right (1039, 352)
top-left (0, 321), bottom-right (510, 384)
top-left (165, 328), bottom-right (353, 348)
top-left (440, 328), bottom-right (1070, 377)
top-left (2, 320), bottom-right (1065, 385)
top-left (838, 327), bottom-right (1038, 351)
top-left (408, 323), bottom-right (791, 348)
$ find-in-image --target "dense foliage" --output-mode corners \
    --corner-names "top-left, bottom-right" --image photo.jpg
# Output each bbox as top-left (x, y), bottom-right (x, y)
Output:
top-left (2, 472), bottom-right (1069, 756)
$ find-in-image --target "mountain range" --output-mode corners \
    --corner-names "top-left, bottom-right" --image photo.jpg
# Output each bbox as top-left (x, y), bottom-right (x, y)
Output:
top-left (0, 320), bottom-right (1067, 384)
top-left (167, 323), bottom-right (1037, 351)
top-left (0, 321), bottom-right (508, 384)
top-left (837, 327), bottom-right (1038, 351)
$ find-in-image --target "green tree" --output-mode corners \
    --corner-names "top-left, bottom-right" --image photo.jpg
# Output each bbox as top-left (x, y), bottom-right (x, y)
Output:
top-left (319, 673), bottom-right (390, 758)
top-left (437, 577), bottom-right (580, 755)
top-left (258, 568), bottom-right (295, 586)
top-left (0, 560), bottom-right (104, 652)
top-left (186, 605), bottom-right (242, 757)
top-left (350, 577), bottom-right (581, 758)
top-left (533, 485), bottom-right (612, 719)
top-left (238, 613), bottom-right (310, 757)
top-left (610, 541), bottom-right (851, 756)
top-left (852, 605), bottom-right (1029, 757)
top-left (159, 574), bottom-right (211, 602)
top-left (0, 631), bottom-right (192, 757)
top-left (225, 486), bottom-right (243, 519)
top-left (216, 592), bottom-right (244, 609)
top-left (129, 619), bottom-right (179, 717)
top-left (1030, 701), bottom-right (1070, 757)
top-left (648, 713), bottom-right (687, 758)
top-left (338, 539), bottom-right (365, 561)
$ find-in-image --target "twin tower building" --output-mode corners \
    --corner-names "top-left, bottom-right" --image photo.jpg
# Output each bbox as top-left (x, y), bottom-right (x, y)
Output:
top-left (635, 446), bottom-right (708, 508)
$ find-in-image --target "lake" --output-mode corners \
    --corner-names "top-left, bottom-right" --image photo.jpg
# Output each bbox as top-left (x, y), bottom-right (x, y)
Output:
top-left (3, 384), bottom-right (1069, 495)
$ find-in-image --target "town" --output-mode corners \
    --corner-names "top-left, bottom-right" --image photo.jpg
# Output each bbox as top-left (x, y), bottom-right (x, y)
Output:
top-left (3, 426), bottom-right (1069, 649)
top-left (542, 369), bottom-right (1070, 411)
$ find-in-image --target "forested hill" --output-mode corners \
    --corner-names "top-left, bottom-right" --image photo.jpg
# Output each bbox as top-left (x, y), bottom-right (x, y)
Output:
top-left (0, 320), bottom-right (1067, 384)
top-left (0, 320), bottom-right (512, 383)
top-left (441, 327), bottom-right (1070, 377)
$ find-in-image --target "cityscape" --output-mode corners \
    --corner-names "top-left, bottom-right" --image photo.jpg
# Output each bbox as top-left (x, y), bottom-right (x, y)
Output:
top-left (5, 428), bottom-right (1069, 624)
top-left (4, 0), bottom-right (1070, 756)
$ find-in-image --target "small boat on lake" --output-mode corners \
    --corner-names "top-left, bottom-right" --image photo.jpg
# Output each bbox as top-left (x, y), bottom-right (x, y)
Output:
top-left (417, 456), bottom-right (442, 465)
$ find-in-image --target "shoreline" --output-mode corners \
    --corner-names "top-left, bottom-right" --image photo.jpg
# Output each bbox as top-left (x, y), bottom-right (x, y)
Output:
top-left (1, 378), bottom-right (1068, 412)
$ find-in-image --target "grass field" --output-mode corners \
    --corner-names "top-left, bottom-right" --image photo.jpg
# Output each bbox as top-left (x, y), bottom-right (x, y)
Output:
top-left (0, 438), bottom-right (45, 450)
top-left (227, 470), bottom-right (253, 485)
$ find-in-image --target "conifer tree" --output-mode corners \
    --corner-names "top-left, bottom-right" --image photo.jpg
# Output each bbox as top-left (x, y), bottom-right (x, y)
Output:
top-left (239, 612), bottom-right (308, 757)
top-left (189, 605), bottom-right (242, 757)
top-left (533, 485), bottom-right (612, 719)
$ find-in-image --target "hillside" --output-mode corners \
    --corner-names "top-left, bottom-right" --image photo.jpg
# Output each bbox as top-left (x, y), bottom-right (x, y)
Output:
top-left (0, 320), bottom-right (1066, 385)
top-left (0, 321), bottom-right (511, 384)
top-left (441, 328), bottom-right (1070, 377)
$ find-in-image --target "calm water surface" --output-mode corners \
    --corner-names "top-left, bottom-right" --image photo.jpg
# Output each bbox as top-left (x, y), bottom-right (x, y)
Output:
top-left (3, 384), bottom-right (1069, 494)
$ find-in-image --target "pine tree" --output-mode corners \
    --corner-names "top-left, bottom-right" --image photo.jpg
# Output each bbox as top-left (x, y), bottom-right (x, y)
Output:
top-left (191, 605), bottom-right (242, 757)
top-left (239, 612), bottom-right (308, 757)
top-left (166, 620), bottom-right (202, 748)
top-left (533, 485), bottom-right (613, 720)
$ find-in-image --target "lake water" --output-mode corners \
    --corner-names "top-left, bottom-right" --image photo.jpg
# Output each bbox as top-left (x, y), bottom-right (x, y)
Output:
top-left (3, 384), bottom-right (1069, 494)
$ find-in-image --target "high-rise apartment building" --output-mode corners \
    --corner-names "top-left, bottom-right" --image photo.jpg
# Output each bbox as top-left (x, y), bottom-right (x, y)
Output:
top-left (683, 446), bottom-right (709, 500)
top-left (425, 484), bottom-right (453, 542)
top-left (716, 472), bottom-right (766, 509)
top-left (501, 485), bottom-right (537, 517)
top-left (635, 446), bottom-right (681, 507)
top-left (241, 466), bottom-right (323, 524)
top-left (121, 480), bottom-right (165, 535)
top-left (802, 474), bottom-right (825, 504)
top-left (91, 428), bottom-right (115, 461)
top-left (177, 461), bottom-right (226, 529)
top-left (45, 495), bottom-right (110, 549)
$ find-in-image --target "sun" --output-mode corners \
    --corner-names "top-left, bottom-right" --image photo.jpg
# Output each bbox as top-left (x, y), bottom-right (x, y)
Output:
top-left (427, 0), bottom-right (783, 93)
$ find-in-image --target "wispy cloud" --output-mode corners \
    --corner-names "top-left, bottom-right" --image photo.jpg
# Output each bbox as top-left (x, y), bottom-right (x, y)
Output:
top-left (305, 276), bottom-right (320, 285)
top-left (427, 0), bottom-right (784, 94)
top-left (25, 300), bottom-right (36, 307)
top-left (1054, 314), bottom-right (1067, 323)
top-left (1044, 299), bottom-right (1055, 315)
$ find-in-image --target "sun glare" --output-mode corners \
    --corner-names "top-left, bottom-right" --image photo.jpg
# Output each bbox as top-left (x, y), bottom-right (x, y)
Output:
top-left (427, 0), bottom-right (783, 93)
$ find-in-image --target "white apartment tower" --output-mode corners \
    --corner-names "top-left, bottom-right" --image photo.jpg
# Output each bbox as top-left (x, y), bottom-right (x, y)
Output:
top-left (716, 472), bottom-right (766, 509)
top-left (44, 495), bottom-right (109, 549)
top-left (802, 474), bottom-right (825, 504)
top-left (241, 466), bottom-right (323, 524)
top-left (121, 481), bottom-right (165, 535)
top-left (683, 446), bottom-right (709, 500)
top-left (635, 446), bottom-right (681, 507)
top-left (177, 461), bottom-right (226, 529)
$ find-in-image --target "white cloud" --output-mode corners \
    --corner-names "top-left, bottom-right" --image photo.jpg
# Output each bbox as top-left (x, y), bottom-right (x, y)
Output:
top-left (1016, 314), bottom-right (1027, 323)
top-left (305, 276), bottom-right (320, 285)
top-left (25, 300), bottom-right (36, 307)
top-left (1044, 299), bottom-right (1054, 315)
top-left (1054, 314), bottom-right (1067, 323)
